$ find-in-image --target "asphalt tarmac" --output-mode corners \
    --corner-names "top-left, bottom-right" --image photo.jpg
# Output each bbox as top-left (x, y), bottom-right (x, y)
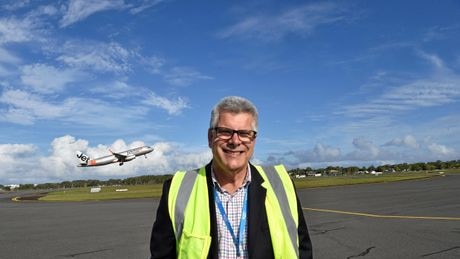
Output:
top-left (1, 174), bottom-right (459, 259)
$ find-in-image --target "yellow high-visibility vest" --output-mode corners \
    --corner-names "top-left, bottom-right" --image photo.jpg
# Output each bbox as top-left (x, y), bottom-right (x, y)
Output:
top-left (168, 164), bottom-right (299, 259)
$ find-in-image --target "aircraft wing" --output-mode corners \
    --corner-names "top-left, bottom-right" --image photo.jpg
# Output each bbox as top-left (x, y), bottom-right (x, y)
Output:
top-left (110, 150), bottom-right (136, 163)
top-left (110, 150), bottom-right (127, 160)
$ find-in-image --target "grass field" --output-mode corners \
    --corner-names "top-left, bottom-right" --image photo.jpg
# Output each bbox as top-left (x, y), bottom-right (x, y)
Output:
top-left (293, 171), bottom-right (440, 189)
top-left (39, 184), bottom-right (163, 202)
top-left (39, 170), bottom-right (456, 202)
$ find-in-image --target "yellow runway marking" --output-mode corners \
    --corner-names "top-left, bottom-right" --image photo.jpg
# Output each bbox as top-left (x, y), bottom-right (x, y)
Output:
top-left (304, 207), bottom-right (460, 221)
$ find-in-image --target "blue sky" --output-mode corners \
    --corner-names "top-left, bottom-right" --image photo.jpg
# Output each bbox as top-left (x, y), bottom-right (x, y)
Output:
top-left (1, 0), bottom-right (459, 184)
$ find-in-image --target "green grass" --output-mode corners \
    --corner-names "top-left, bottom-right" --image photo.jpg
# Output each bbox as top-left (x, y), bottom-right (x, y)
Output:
top-left (39, 169), bottom-right (457, 202)
top-left (39, 184), bottom-right (163, 202)
top-left (293, 172), bottom-right (440, 189)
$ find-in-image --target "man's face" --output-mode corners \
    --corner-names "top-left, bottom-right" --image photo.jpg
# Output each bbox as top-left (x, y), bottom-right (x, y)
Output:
top-left (208, 112), bottom-right (256, 174)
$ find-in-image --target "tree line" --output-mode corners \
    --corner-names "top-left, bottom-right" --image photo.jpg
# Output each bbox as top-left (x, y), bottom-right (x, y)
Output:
top-left (1, 174), bottom-right (173, 191)
top-left (1, 159), bottom-right (459, 191)
top-left (289, 159), bottom-right (460, 177)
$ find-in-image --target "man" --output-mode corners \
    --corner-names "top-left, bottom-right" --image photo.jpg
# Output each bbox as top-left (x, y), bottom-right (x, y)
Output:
top-left (150, 96), bottom-right (313, 258)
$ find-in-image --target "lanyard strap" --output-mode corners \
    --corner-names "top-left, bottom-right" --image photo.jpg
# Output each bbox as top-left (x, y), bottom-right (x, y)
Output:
top-left (214, 187), bottom-right (248, 257)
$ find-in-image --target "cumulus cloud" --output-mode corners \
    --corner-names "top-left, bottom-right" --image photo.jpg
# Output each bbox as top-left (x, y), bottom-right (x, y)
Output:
top-left (352, 137), bottom-right (380, 157)
top-left (262, 133), bottom-right (459, 169)
top-left (384, 134), bottom-right (419, 149)
top-left (0, 143), bottom-right (38, 184)
top-left (0, 143), bottom-right (36, 156)
top-left (312, 143), bottom-right (341, 161)
top-left (0, 135), bottom-right (212, 184)
top-left (428, 143), bottom-right (455, 156)
top-left (0, 133), bottom-right (458, 184)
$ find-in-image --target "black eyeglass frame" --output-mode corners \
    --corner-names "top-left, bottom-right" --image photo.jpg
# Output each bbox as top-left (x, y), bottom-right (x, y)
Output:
top-left (211, 127), bottom-right (257, 142)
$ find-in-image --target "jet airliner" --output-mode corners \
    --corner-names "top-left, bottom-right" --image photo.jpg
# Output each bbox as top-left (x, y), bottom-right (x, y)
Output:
top-left (76, 146), bottom-right (154, 167)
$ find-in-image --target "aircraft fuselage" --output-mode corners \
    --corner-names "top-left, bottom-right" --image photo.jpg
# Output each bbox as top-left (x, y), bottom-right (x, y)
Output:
top-left (77, 146), bottom-right (154, 167)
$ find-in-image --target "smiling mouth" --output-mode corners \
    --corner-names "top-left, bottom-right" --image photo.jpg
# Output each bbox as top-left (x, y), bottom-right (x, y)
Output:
top-left (224, 149), bottom-right (244, 155)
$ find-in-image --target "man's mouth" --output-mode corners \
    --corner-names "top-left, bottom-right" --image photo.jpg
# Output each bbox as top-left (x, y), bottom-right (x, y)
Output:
top-left (224, 149), bottom-right (244, 155)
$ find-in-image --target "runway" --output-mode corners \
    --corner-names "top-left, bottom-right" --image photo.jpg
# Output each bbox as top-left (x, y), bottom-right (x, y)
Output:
top-left (300, 174), bottom-right (460, 258)
top-left (1, 174), bottom-right (459, 258)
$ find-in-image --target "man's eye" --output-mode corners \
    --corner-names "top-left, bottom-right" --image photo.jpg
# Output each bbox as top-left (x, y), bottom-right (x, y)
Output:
top-left (219, 129), bottom-right (233, 135)
top-left (239, 131), bottom-right (251, 137)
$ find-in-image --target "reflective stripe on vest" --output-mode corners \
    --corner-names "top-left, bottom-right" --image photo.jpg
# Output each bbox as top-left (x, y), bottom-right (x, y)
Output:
top-left (169, 164), bottom-right (299, 259)
top-left (256, 164), bottom-right (299, 258)
top-left (168, 168), bottom-right (211, 259)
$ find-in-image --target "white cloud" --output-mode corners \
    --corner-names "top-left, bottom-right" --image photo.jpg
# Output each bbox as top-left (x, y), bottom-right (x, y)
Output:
top-left (0, 89), bottom-right (65, 124)
top-left (384, 135), bottom-right (419, 149)
top-left (60, 0), bottom-right (125, 28)
top-left (164, 67), bottom-right (213, 87)
top-left (142, 92), bottom-right (189, 115)
top-left (263, 133), bottom-right (458, 168)
top-left (0, 17), bottom-right (38, 44)
top-left (342, 75), bottom-right (460, 118)
top-left (0, 89), bottom-right (148, 127)
top-left (0, 47), bottom-right (21, 64)
top-left (349, 137), bottom-right (380, 158)
top-left (0, 143), bottom-right (38, 184)
top-left (21, 63), bottom-right (84, 94)
top-left (428, 143), bottom-right (455, 156)
top-left (141, 55), bottom-right (165, 74)
top-left (312, 143), bottom-right (341, 161)
top-left (128, 0), bottom-right (165, 14)
top-left (0, 133), bottom-right (457, 185)
top-left (1, 0), bottom-right (31, 11)
top-left (55, 41), bottom-right (132, 73)
top-left (90, 80), bottom-right (142, 99)
top-left (0, 135), bottom-right (212, 184)
top-left (0, 143), bottom-right (36, 155)
top-left (417, 51), bottom-right (445, 70)
top-left (218, 3), bottom-right (348, 41)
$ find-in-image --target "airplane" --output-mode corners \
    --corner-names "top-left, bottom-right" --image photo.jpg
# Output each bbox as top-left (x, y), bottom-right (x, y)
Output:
top-left (76, 146), bottom-right (154, 167)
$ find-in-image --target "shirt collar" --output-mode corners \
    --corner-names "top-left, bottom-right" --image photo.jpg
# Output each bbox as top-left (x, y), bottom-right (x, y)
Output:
top-left (211, 164), bottom-right (252, 191)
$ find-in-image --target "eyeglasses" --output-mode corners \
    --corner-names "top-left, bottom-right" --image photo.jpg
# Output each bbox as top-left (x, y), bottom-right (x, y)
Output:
top-left (212, 127), bottom-right (257, 142)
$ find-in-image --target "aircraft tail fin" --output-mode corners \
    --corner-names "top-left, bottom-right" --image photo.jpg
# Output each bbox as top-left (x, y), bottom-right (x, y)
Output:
top-left (76, 151), bottom-right (90, 166)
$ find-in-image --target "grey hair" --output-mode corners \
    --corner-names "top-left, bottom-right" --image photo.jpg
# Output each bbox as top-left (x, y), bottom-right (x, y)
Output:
top-left (209, 96), bottom-right (258, 131)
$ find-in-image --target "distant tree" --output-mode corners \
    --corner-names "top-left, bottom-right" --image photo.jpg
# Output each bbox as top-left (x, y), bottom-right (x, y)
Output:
top-left (18, 184), bottom-right (34, 190)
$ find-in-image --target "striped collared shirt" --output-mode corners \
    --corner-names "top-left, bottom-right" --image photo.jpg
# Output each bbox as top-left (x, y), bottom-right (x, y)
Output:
top-left (212, 166), bottom-right (252, 259)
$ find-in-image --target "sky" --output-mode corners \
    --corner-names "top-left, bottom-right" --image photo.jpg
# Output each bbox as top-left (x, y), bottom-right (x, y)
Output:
top-left (1, 0), bottom-right (459, 185)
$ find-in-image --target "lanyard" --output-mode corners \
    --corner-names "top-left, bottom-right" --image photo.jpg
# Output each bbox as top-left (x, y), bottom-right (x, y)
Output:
top-left (214, 186), bottom-right (248, 257)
